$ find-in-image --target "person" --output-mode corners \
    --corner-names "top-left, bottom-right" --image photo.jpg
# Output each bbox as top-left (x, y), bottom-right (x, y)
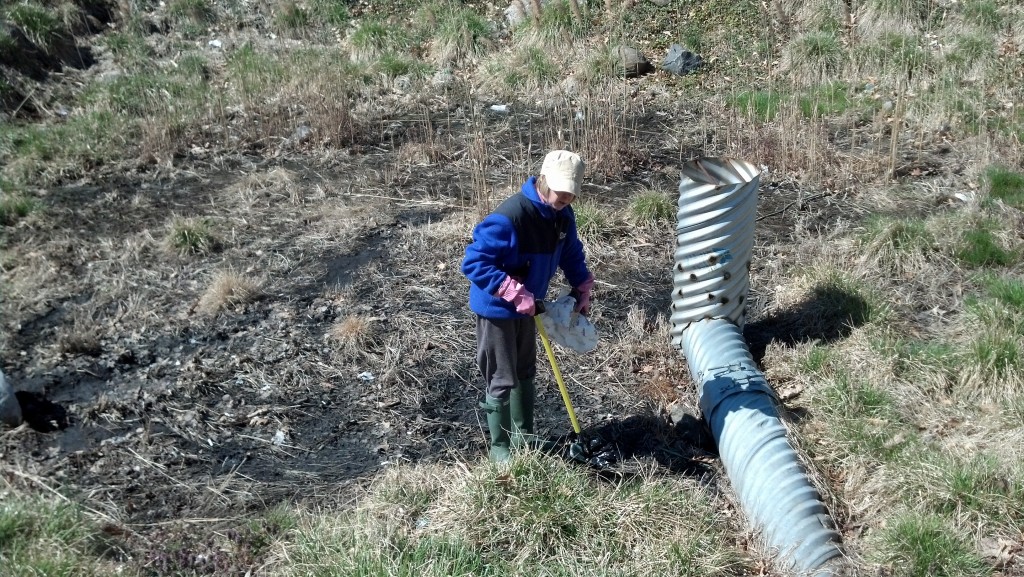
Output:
top-left (461, 149), bottom-right (595, 462)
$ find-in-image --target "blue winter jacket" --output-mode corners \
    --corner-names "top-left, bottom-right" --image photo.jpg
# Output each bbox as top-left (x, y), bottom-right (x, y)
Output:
top-left (462, 177), bottom-right (591, 319)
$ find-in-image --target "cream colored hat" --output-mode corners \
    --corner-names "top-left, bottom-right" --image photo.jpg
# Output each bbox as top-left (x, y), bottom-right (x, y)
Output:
top-left (540, 150), bottom-right (585, 195)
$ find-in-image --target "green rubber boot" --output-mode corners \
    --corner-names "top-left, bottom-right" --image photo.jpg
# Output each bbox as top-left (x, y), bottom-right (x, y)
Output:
top-left (510, 378), bottom-right (555, 451)
top-left (480, 395), bottom-right (512, 463)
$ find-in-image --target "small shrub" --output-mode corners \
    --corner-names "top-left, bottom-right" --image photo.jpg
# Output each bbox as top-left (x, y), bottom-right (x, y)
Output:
top-left (986, 166), bottom-right (1024, 209)
top-left (166, 216), bottom-right (217, 256)
top-left (628, 190), bottom-right (675, 226)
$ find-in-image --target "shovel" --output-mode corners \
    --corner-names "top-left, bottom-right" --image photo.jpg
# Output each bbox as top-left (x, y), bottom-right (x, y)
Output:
top-left (534, 302), bottom-right (589, 461)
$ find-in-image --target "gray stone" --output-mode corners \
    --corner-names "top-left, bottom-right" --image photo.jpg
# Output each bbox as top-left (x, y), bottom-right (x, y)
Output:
top-left (0, 369), bottom-right (22, 427)
top-left (662, 43), bottom-right (703, 75)
top-left (613, 45), bottom-right (654, 78)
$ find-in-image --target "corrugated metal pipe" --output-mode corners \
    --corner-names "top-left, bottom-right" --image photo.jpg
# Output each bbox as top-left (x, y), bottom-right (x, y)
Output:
top-left (671, 158), bottom-right (845, 575)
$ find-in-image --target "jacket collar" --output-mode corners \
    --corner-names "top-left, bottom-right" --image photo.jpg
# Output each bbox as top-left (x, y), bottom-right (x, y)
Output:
top-left (522, 176), bottom-right (556, 219)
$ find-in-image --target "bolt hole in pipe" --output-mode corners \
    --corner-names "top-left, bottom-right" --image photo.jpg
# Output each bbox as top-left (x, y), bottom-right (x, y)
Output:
top-left (671, 157), bottom-right (845, 576)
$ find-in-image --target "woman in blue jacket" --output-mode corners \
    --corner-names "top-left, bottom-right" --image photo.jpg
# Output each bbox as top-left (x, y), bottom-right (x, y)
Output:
top-left (462, 150), bottom-right (595, 462)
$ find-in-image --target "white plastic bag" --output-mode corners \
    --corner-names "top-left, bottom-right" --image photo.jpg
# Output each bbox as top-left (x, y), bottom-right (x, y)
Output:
top-left (539, 294), bottom-right (598, 353)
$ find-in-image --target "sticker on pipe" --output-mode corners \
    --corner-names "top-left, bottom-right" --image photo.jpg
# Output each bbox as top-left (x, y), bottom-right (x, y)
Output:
top-left (540, 294), bottom-right (598, 353)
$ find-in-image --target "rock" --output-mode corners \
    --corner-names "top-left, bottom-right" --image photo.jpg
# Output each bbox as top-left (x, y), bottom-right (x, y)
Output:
top-left (1, 369), bottom-right (23, 427)
top-left (612, 44), bottom-right (654, 78)
top-left (662, 43), bottom-right (703, 75)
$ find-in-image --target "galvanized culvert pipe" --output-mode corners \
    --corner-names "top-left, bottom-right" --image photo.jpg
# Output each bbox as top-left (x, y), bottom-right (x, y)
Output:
top-left (671, 158), bottom-right (845, 575)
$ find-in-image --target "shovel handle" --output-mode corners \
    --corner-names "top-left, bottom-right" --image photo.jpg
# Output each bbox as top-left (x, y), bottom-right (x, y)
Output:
top-left (534, 314), bottom-right (581, 435)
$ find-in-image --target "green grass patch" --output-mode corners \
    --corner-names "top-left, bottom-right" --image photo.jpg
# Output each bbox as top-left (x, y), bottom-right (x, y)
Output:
top-left (275, 1), bottom-right (310, 32)
top-left (415, 1), bottom-right (492, 64)
top-left (985, 165), bottom-right (1024, 209)
top-left (730, 90), bottom-right (783, 122)
top-left (977, 273), bottom-right (1024, 311)
top-left (284, 456), bottom-right (744, 576)
top-left (3, 2), bottom-right (62, 48)
top-left (798, 82), bottom-right (851, 117)
top-left (891, 338), bottom-right (960, 383)
top-left (861, 215), bottom-right (934, 252)
top-left (310, 0), bottom-right (350, 27)
top-left (931, 454), bottom-right (1024, 526)
top-left (628, 190), bottom-right (675, 226)
top-left (168, 0), bottom-right (215, 23)
top-left (166, 216), bottom-right (218, 256)
top-left (0, 191), bottom-right (37, 225)
top-left (572, 200), bottom-right (613, 239)
top-left (103, 32), bottom-right (153, 70)
top-left (961, 0), bottom-right (1003, 30)
top-left (375, 52), bottom-right (431, 79)
top-left (532, 0), bottom-right (588, 43)
top-left (0, 496), bottom-right (121, 576)
top-left (816, 375), bottom-right (914, 461)
top-left (949, 32), bottom-right (996, 68)
top-left (955, 223), bottom-right (1017, 268)
top-left (799, 345), bottom-right (833, 373)
top-left (787, 32), bottom-right (843, 83)
top-left (878, 514), bottom-right (989, 577)
top-left (227, 43), bottom-right (288, 101)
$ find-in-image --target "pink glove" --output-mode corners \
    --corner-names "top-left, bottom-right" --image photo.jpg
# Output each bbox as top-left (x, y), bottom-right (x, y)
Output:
top-left (496, 276), bottom-right (536, 316)
top-left (572, 273), bottom-right (595, 314)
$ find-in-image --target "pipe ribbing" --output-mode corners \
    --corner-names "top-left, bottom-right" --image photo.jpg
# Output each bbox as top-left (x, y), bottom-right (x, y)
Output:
top-left (672, 158), bottom-right (844, 575)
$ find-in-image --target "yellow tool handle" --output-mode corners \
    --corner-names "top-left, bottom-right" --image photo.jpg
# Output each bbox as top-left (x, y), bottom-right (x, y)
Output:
top-left (535, 315), bottom-right (581, 435)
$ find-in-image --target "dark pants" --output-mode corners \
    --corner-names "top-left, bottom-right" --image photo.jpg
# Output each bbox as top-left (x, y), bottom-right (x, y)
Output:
top-left (476, 316), bottom-right (537, 400)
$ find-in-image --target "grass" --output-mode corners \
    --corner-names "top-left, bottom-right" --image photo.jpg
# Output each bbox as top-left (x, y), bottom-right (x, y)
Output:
top-left (985, 166), bottom-right (1024, 209)
top-left (572, 200), bottom-right (614, 239)
top-left (0, 191), bottom-right (36, 225)
top-left (798, 82), bottom-right (851, 118)
top-left (730, 90), bottom-right (783, 122)
top-left (816, 375), bottom-right (914, 461)
top-left (0, 496), bottom-right (127, 577)
top-left (166, 216), bottom-right (218, 256)
top-left (196, 271), bottom-right (261, 315)
top-left (955, 223), bottom-right (1018, 268)
top-left (3, 2), bottom-right (62, 48)
top-left (281, 455), bottom-right (745, 576)
top-left (877, 514), bottom-right (989, 577)
top-left (628, 190), bottom-right (675, 226)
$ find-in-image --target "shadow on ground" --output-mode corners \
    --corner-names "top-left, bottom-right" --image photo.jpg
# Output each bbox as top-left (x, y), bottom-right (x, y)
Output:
top-left (745, 283), bottom-right (871, 364)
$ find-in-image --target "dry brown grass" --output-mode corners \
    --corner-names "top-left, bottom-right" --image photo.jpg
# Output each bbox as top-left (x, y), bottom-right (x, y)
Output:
top-left (195, 270), bottom-right (261, 316)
